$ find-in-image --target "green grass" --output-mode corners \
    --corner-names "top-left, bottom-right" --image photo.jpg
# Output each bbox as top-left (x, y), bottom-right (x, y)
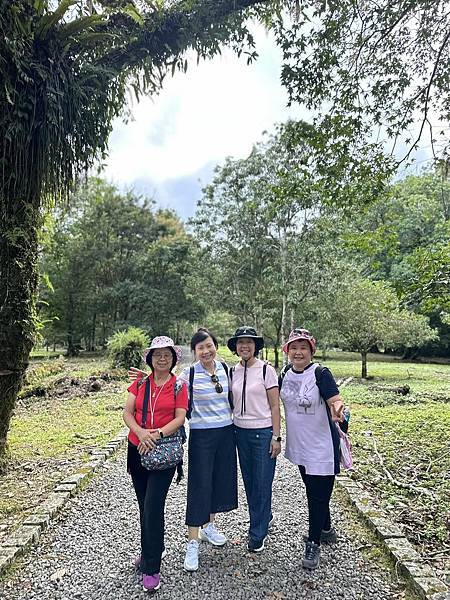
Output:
top-left (217, 346), bottom-right (450, 553)
top-left (0, 357), bottom-right (127, 523)
top-left (9, 393), bottom-right (125, 461)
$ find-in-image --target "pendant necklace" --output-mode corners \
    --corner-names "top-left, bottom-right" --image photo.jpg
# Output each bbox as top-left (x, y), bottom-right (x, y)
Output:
top-left (150, 375), bottom-right (170, 428)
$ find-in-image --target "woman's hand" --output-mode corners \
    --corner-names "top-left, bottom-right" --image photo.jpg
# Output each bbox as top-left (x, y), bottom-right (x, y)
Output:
top-left (331, 400), bottom-right (344, 422)
top-left (270, 440), bottom-right (281, 459)
top-left (128, 367), bottom-right (147, 382)
top-left (326, 395), bottom-right (345, 422)
top-left (137, 428), bottom-right (159, 454)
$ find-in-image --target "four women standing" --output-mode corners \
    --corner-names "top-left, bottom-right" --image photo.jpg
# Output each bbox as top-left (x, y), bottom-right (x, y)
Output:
top-left (124, 326), bottom-right (347, 591)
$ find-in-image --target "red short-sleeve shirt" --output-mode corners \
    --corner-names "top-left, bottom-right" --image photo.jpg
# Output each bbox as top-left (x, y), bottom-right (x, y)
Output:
top-left (127, 374), bottom-right (188, 446)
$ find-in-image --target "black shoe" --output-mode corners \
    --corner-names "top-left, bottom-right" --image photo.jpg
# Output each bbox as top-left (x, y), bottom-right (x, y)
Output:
top-left (320, 527), bottom-right (337, 544)
top-left (247, 537), bottom-right (265, 552)
top-left (302, 527), bottom-right (337, 545)
top-left (302, 541), bottom-right (320, 570)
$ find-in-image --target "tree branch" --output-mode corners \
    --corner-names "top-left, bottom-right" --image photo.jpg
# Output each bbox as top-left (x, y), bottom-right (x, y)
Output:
top-left (95, 0), bottom-right (269, 73)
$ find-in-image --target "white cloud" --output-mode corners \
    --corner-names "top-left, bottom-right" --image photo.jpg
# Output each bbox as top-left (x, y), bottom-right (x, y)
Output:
top-left (103, 26), bottom-right (303, 187)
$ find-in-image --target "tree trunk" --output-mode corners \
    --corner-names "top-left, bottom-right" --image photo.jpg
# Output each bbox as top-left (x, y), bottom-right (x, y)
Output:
top-left (274, 345), bottom-right (279, 369)
top-left (361, 351), bottom-right (368, 378)
top-left (66, 290), bottom-right (78, 357)
top-left (274, 322), bottom-right (282, 369)
top-left (0, 200), bottom-right (39, 470)
top-left (90, 312), bottom-right (97, 351)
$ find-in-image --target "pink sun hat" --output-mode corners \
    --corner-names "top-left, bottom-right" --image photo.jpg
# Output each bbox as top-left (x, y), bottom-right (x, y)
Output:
top-left (282, 328), bottom-right (317, 354)
top-left (143, 335), bottom-right (182, 363)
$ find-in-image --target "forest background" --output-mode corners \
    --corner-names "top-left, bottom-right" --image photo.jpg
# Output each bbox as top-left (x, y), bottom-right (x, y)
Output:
top-left (1, 0), bottom-right (450, 586)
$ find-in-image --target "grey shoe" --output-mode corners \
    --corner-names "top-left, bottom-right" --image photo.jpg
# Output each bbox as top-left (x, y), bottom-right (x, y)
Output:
top-left (302, 541), bottom-right (320, 570)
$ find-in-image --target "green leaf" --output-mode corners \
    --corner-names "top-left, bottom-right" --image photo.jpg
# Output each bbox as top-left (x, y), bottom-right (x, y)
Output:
top-left (36, 0), bottom-right (78, 39)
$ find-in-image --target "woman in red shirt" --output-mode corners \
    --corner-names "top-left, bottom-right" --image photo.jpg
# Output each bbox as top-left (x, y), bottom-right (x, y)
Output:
top-left (123, 336), bottom-right (188, 593)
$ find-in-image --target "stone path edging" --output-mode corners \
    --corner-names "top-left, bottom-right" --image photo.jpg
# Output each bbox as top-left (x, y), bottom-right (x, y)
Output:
top-left (0, 427), bottom-right (129, 577)
top-left (336, 475), bottom-right (449, 600)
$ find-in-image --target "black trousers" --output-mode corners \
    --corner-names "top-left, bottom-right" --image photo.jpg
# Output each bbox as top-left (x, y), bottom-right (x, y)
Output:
top-left (186, 425), bottom-right (238, 527)
top-left (299, 465), bottom-right (335, 545)
top-left (127, 441), bottom-right (175, 575)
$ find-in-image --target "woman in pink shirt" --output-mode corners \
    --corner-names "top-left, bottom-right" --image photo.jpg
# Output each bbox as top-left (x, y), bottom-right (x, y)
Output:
top-left (227, 326), bottom-right (281, 553)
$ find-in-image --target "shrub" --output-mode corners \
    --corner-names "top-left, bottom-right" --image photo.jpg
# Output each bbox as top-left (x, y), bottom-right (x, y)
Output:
top-left (107, 327), bottom-right (147, 369)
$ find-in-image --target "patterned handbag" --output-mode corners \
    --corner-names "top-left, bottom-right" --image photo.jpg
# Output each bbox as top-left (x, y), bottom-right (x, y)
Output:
top-left (140, 431), bottom-right (184, 471)
top-left (139, 377), bottom-right (184, 471)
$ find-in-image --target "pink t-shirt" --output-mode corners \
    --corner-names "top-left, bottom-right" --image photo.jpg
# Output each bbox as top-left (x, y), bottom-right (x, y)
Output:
top-left (231, 358), bottom-right (278, 429)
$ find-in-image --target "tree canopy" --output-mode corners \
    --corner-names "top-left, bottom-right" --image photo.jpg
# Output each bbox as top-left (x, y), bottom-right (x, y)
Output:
top-left (271, 1), bottom-right (450, 165)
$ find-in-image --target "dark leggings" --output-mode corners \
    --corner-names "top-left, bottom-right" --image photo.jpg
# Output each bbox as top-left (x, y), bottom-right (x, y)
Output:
top-left (128, 442), bottom-right (175, 575)
top-left (299, 465), bottom-right (335, 545)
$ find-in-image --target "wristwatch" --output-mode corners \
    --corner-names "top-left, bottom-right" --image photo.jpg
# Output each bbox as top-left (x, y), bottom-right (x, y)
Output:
top-left (158, 429), bottom-right (164, 439)
top-left (272, 435), bottom-right (282, 442)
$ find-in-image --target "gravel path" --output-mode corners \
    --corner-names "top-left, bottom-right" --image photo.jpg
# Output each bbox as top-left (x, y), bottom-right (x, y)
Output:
top-left (0, 446), bottom-right (407, 600)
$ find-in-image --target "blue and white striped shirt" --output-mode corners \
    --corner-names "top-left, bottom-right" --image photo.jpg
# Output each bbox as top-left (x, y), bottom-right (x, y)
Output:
top-left (179, 360), bottom-right (233, 429)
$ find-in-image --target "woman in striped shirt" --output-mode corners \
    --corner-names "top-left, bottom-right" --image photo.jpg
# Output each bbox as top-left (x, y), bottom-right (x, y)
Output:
top-left (180, 328), bottom-right (237, 572)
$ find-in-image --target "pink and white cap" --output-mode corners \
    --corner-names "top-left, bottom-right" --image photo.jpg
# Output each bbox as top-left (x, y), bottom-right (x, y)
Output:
top-left (143, 335), bottom-right (182, 363)
top-left (282, 328), bottom-right (317, 354)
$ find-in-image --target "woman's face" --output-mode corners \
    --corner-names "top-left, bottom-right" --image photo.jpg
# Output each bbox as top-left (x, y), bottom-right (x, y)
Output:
top-left (236, 337), bottom-right (256, 361)
top-left (151, 348), bottom-right (173, 373)
top-left (288, 340), bottom-right (313, 370)
top-left (194, 336), bottom-right (217, 364)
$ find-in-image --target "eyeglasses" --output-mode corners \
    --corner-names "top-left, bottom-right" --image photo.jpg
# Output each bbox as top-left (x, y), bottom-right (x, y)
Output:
top-left (211, 374), bottom-right (223, 394)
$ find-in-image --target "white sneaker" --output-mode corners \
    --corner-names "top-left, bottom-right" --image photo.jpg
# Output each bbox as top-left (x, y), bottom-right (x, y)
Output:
top-left (268, 515), bottom-right (275, 529)
top-left (199, 522), bottom-right (227, 546)
top-left (184, 539), bottom-right (199, 571)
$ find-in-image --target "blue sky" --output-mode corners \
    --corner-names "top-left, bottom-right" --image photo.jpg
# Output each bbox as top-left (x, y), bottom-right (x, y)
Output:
top-left (102, 25), bottom-right (434, 221)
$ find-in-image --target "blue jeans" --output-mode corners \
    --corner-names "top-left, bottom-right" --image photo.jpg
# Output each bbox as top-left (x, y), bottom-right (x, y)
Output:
top-left (235, 426), bottom-right (276, 542)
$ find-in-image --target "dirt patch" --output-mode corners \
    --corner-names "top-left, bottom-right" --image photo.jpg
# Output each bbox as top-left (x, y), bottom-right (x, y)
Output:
top-left (17, 373), bottom-right (126, 407)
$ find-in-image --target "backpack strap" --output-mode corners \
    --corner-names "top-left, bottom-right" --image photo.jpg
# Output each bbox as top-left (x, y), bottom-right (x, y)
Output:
top-left (136, 374), bottom-right (148, 391)
top-left (140, 377), bottom-right (151, 428)
top-left (220, 361), bottom-right (234, 411)
top-left (262, 363), bottom-right (267, 381)
top-left (314, 363), bottom-right (325, 387)
top-left (278, 363), bottom-right (292, 388)
top-left (186, 366), bottom-right (195, 420)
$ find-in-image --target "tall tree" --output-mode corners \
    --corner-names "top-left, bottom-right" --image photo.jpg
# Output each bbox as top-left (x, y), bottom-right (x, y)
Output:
top-left (0, 0), bottom-right (270, 466)
top-left (191, 121), bottom-right (340, 365)
top-left (341, 170), bottom-right (450, 355)
top-left (333, 278), bottom-right (437, 378)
